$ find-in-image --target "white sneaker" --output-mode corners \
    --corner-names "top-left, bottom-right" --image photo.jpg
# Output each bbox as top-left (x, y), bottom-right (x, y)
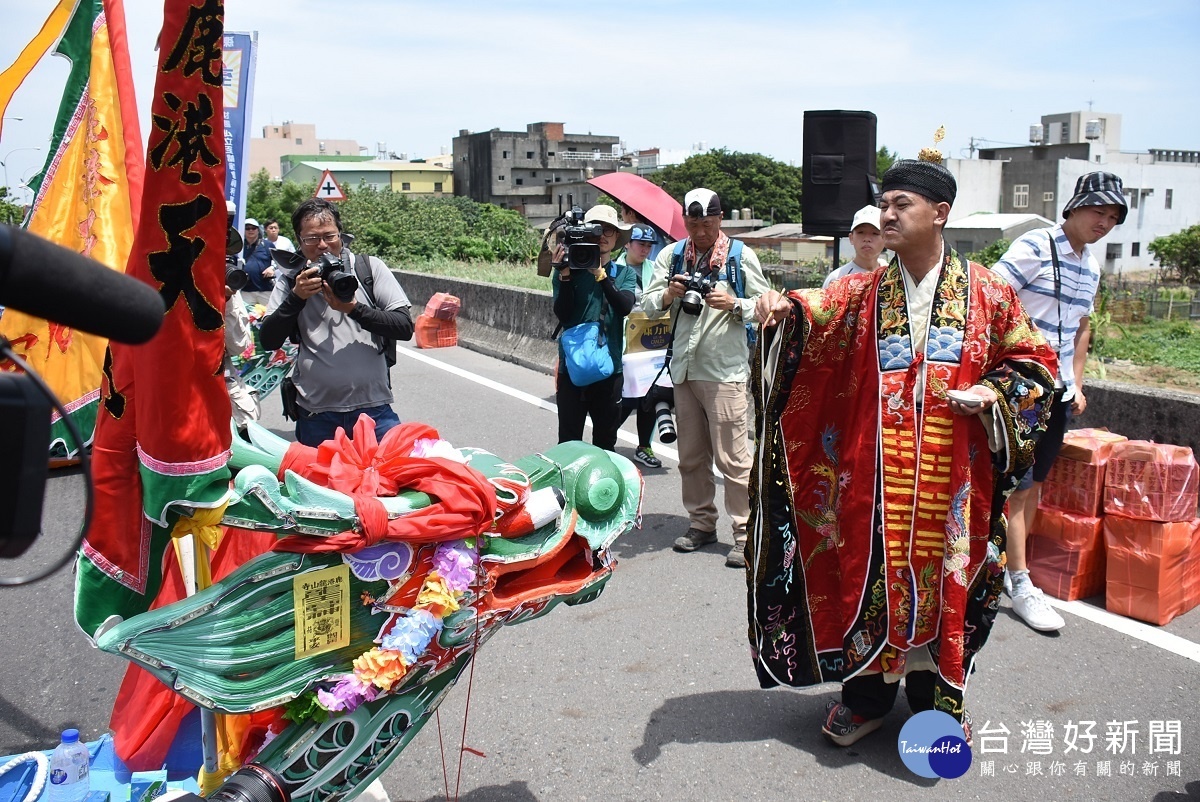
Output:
top-left (1011, 587), bottom-right (1065, 632)
top-left (1003, 569), bottom-right (1013, 597)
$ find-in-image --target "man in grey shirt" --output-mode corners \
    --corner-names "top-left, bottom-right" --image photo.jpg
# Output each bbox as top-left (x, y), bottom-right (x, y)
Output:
top-left (261, 198), bottom-right (413, 446)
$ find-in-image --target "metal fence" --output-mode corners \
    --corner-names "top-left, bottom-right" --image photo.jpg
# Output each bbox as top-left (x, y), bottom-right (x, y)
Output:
top-left (1101, 278), bottom-right (1200, 323)
top-left (763, 265), bottom-right (826, 292)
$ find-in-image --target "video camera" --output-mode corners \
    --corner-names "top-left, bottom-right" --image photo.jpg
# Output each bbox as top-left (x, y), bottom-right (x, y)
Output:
top-left (314, 252), bottom-right (359, 303)
top-left (552, 206), bottom-right (603, 273)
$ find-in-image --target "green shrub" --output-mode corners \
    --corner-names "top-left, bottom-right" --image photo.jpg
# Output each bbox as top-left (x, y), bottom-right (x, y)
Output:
top-left (247, 176), bottom-right (539, 265)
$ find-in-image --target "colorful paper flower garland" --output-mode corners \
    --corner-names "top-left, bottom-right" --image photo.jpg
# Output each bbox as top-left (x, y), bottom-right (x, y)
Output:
top-left (285, 540), bottom-right (479, 722)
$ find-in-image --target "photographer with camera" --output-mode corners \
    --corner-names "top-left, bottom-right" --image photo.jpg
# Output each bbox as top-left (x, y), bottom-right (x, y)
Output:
top-left (260, 198), bottom-right (414, 447)
top-left (241, 218), bottom-right (275, 306)
top-left (642, 188), bottom-right (769, 568)
top-left (552, 204), bottom-right (637, 451)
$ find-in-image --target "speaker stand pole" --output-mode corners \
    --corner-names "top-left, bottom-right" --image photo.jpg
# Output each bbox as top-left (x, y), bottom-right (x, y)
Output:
top-left (830, 236), bottom-right (841, 275)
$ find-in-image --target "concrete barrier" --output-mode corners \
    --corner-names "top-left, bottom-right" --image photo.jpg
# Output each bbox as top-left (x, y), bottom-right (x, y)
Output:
top-left (395, 269), bottom-right (559, 374)
top-left (1074, 379), bottom-right (1200, 454)
top-left (393, 269), bottom-right (1200, 452)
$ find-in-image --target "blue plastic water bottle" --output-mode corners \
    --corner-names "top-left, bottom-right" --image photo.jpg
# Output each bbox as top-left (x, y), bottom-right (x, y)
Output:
top-left (46, 728), bottom-right (90, 802)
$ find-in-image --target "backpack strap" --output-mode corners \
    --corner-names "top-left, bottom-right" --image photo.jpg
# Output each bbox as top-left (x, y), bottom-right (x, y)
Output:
top-left (726, 239), bottom-right (746, 299)
top-left (353, 253), bottom-right (377, 309)
top-left (351, 252), bottom-right (392, 361)
top-left (669, 239), bottom-right (687, 277)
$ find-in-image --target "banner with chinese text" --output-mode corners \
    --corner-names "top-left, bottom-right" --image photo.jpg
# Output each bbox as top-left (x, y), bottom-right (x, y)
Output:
top-left (221, 30), bottom-right (256, 222)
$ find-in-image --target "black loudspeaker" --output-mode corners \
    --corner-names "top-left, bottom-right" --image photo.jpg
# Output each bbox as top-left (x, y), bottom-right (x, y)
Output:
top-left (802, 110), bottom-right (880, 236)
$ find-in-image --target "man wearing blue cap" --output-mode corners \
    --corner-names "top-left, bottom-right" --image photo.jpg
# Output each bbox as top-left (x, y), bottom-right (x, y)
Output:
top-left (992, 171), bottom-right (1128, 632)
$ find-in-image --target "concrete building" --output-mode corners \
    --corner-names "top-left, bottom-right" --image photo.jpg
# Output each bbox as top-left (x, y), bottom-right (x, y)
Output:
top-left (945, 111), bottom-right (1200, 274)
top-left (250, 122), bottom-right (363, 180)
top-left (632, 144), bottom-right (706, 177)
top-left (944, 213), bottom-right (1054, 257)
top-left (282, 160), bottom-right (453, 196)
top-left (732, 223), bottom-right (835, 265)
top-left (452, 122), bottom-right (622, 225)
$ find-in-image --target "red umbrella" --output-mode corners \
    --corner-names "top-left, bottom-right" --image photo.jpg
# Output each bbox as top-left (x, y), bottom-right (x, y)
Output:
top-left (587, 172), bottom-right (687, 242)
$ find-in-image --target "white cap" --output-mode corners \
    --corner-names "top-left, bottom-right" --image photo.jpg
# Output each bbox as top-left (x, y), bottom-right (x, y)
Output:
top-left (244, 218), bottom-right (260, 228)
top-left (850, 205), bottom-right (881, 232)
top-left (683, 188), bottom-right (722, 218)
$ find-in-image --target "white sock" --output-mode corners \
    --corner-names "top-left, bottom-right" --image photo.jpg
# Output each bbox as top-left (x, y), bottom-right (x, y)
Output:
top-left (1009, 568), bottom-right (1034, 596)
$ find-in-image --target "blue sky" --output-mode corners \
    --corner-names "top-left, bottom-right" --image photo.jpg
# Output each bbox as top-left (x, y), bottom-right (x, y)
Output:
top-left (2, 0), bottom-right (1198, 200)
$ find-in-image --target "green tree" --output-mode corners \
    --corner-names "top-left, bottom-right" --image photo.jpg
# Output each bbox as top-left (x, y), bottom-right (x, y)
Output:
top-left (0, 187), bottom-right (25, 225)
top-left (967, 238), bottom-right (1010, 267)
top-left (1149, 225), bottom-right (1200, 283)
top-left (877, 146), bottom-right (898, 179)
top-left (651, 148), bottom-right (803, 223)
top-left (245, 169), bottom-right (316, 240)
top-left (252, 171), bottom-right (539, 264)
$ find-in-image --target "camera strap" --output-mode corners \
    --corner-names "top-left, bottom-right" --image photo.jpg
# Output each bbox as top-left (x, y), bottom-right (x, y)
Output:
top-left (1047, 234), bottom-right (1065, 352)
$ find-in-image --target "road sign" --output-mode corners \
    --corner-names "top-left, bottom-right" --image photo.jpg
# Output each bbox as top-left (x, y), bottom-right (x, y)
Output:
top-left (314, 169), bottom-right (346, 201)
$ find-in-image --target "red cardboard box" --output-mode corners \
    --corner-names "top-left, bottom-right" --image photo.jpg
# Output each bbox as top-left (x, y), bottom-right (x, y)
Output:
top-left (1032, 508), bottom-right (1104, 551)
top-left (1028, 509), bottom-right (1106, 600)
top-left (424, 292), bottom-right (461, 321)
top-left (1103, 441), bottom-right (1199, 522)
top-left (1041, 459), bottom-right (1107, 516)
top-left (1058, 427), bottom-right (1128, 463)
top-left (1042, 429), bottom-right (1127, 516)
top-left (1103, 515), bottom-right (1195, 625)
top-left (414, 314), bottom-right (458, 349)
top-left (1028, 566), bottom-right (1105, 601)
top-left (1182, 521), bottom-right (1200, 614)
top-left (1106, 580), bottom-right (1184, 626)
top-left (1028, 534), bottom-right (1106, 578)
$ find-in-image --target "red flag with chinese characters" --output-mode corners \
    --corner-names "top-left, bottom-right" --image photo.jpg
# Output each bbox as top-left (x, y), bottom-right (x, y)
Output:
top-left (73, 0), bottom-right (250, 768)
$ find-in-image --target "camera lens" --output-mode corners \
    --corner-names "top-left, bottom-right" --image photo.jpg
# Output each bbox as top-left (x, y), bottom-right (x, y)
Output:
top-left (208, 765), bottom-right (289, 802)
top-left (654, 401), bottom-right (676, 444)
top-left (680, 289), bottom-right (704, 315)
top-left (567, 242), bottom-right (600, 272)
top-left (225, 258), bottom-right (249, 292)
top-left (329, 272), bottom-right (359, 303)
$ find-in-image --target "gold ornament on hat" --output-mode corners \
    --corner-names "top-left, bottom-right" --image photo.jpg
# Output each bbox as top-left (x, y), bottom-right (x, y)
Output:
top-left (918, 125), bottom-right (946, 164)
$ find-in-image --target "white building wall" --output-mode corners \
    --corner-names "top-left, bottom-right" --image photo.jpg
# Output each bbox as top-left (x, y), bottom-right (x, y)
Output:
top-left (1057, 159), bottom-right (1200, 274)
top-left (944, 159), bottom-right (1003, 222)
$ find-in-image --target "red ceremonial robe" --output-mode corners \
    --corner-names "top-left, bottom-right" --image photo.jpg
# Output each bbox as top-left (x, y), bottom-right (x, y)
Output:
top-left (746, 251), bottom-right (1056, 720)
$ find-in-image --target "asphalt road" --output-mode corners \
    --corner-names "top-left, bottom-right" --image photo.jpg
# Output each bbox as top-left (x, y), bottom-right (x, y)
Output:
top-left (2, 339), bottom-right (1197, 802)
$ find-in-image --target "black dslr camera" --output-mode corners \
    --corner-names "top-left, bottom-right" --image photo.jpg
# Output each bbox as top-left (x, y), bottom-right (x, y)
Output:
top-left (552, 206), bottom-right (603, 272)
top-left (676, 271), bottom-right (714, 315)
top-left (315, 252), bottom-right (359, 303)
top-left (225, 206), bottom-right (249, 292)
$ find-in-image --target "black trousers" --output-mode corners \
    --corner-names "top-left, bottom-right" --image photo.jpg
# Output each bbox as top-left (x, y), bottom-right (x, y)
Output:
top-left (842, 670), bottom-right (938, 720)
top-left (618, 398), bottom-right (658, 449)
top-left (556, 367), bottom-right (622, 451)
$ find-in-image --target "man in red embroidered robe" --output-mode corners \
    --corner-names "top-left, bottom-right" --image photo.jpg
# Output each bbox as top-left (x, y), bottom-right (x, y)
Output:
top-left (748, 159), bottom-right (1057, 747)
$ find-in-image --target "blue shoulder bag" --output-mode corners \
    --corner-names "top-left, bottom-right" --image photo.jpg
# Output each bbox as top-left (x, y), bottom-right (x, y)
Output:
top-left (560, 295), bottom-right (614, 386)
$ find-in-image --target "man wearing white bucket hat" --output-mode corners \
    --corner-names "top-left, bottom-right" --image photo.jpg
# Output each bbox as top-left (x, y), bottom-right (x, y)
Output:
top-left (993, 171), bottom-right (1128, 633)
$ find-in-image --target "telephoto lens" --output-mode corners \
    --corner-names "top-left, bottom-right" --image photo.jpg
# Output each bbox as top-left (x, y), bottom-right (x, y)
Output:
top-left (654, 401), bottom-right (677, 444)
top-left (225, 256), bottom-right (249, 292)
top-left (206, 765), bottom-right (289, 802)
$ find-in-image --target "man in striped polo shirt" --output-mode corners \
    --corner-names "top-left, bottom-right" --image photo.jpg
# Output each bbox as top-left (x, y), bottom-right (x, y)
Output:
top-left (992, 171), bottom-right (1128, 632)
